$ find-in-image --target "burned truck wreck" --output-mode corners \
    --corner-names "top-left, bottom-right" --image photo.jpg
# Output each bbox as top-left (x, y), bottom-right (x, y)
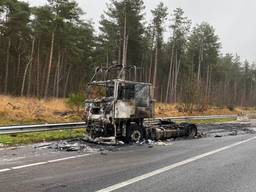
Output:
top-left (83, 65), bottom-right (197, 143)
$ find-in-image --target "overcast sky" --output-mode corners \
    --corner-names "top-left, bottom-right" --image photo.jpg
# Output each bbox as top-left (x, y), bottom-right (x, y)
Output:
top-left (26, 0), bottom-right (256, 63)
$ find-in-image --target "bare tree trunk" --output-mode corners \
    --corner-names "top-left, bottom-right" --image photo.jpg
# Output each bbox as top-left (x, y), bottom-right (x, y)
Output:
top-left (165, 42), bottom-right (175, 103)
top-left (44, 31), bottom-right (55, 98)
top-left (140, 55), bottom-right (144, 82)
top-left (26, 42), bottom-right (35, 96)
top-left (233, 81), bottom-right (237, 104)
top-left (174, 53), bottom-right (181, 103)
top-left (121, 13), bottom-right (128, 80)
top-left (197, 56), bottom-right (201, 88)
top-left (205, 65), bottom-right (210, 97)
top-left (58, 49), bottom-right (65, 96)
top-left (53, 48), bottom-right (61, 97)
top-left (160, 85), bottom-right (163, 102)
top-left (106, 47), bottom-right (109, 67)
top-left (21, 37), bottom-right (35, 96)
top-left (144, 64), bottom-right (148, 82)
top-left (17, 53), bottom-right (21, 77)
top-left (26, 56), bottom-right (33, 96)
top-left (56, 50), bottom-right (61, 98)
top-left (197, 42), bottom-right (203, 89)
top-left (152, 47), bottom-right (158, 99)
top-left (36, 39), bottom-right (41, 98)
top-left (208, 66), bottom-right (212, 99)
top-left (148, 33), bottom-right (155, 83)
top-left (118, 37), bottom-right (122, 66)
top-left (190, 53), bottom-right (194, 80)
top-left (16, 51), bottom-right (22, 94)
top-left (41, 53), bottom-right (48, 96)
top-left (148, 49), bottom-right (153, 83)
top-left (223, 76), bottom-right (229, 105)
top-left (4, 38), bottom-right (11, 94)
top-left (171, 50), bottom-right (177, 102)
top-left (64, 65), bottom-right (71, 98)
top-left (171, 63), bottom-right (175, 100)
top-left (53, 65), bottom-right (57, 96)
top-left (15, 41), bottom-right (21, 83)
top-left (204, 64), bottom-right (210, 106)
top-left (249, 79), bottom-right (253, 105)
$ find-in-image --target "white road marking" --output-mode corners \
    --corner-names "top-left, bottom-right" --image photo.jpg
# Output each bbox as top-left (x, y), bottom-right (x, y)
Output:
top-left (0, 153), bottom-right (94, 173)
top-left (0, 168), bottom-right (11, 173)
top-left (12, 162), bottom-right (48, 169)
top-left (47, 154), bottom-right (91, 163)
top-left (96, 136), bottom-right (256, 192)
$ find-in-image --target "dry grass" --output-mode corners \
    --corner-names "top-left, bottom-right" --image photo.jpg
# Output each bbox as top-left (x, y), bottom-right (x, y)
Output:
top-left (155, 103), bottom-right (245, 117)
top-left (0, 95), bottom-right (253, 126)
top-left (0, 95), bottom-right (80, 125)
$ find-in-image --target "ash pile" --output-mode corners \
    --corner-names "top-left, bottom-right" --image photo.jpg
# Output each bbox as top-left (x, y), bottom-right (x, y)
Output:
top-left (47, 138), bottom-right (174, 152)
top-left (48, 139), bottom-right (97, 152)
top-left (44, 138), bottom-right (134, 154)
top-left (34, 137), bottom-right (177, 154)
top-left (45, 138), bottom-right (123, 153)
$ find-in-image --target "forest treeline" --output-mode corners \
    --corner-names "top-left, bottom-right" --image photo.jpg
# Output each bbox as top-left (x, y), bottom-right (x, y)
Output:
top-left (0, 0), bottom-right (256, 110)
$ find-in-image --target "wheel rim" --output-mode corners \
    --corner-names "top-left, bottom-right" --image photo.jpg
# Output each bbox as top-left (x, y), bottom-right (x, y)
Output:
top-left (131, 130), bottom-right (141, 142)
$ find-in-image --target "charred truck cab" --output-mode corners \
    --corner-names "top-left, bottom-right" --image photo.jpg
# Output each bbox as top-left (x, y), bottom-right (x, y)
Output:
top-left (84, 65), bottom-right (197, 144)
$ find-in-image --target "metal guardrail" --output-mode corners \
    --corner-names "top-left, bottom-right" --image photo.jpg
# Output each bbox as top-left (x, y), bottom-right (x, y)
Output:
top-left (0, 115), bottom-right (237, 135)
top-left (0, 122), bottom-right (86, 135)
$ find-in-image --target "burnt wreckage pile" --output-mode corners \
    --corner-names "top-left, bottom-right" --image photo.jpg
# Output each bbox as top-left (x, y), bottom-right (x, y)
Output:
top-left (83, 64), bottom-right (197, 144)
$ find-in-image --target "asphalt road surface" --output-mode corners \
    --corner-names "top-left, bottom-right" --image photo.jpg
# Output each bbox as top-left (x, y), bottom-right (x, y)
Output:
top-left (0, 125), bottom-right (256, 192)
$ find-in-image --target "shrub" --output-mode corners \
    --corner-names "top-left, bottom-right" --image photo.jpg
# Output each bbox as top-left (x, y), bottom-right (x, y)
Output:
top-left (66, 92), bottom-right (85, 113)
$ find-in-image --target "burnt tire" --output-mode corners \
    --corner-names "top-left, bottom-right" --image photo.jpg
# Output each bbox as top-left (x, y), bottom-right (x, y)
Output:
top-left (186, 125), bottom-right (197, 138)
top-left (180, 123), bottom-right (197, 138)
top-left (130, 130), bottom-right (142, 142)
top-left (127, 123), bottom-right (143, 143)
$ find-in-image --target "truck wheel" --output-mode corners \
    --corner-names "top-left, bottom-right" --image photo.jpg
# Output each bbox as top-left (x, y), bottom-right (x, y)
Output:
top-left (127, 123), bottom-right (143, 143)
top-left (130, 130), bottom-right (142, 142)
top-left (187, 125), bottom-right (197, 138)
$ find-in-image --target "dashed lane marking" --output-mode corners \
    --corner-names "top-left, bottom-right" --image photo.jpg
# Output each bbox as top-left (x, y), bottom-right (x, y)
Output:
top-left (0, 153), bottom-right (93, 173)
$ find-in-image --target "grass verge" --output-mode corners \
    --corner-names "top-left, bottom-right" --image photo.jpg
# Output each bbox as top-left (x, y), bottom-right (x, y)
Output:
top-left (0, 129), bottom-right (85, 146)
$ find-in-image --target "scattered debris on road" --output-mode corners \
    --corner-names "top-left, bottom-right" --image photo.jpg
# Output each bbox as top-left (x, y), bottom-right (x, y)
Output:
top-left (33, 137), bottom-right (176, 153)
top-left (197, 122), bottom-right (255, 138)
top-left (39, 138), bottom-right (124, 153)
